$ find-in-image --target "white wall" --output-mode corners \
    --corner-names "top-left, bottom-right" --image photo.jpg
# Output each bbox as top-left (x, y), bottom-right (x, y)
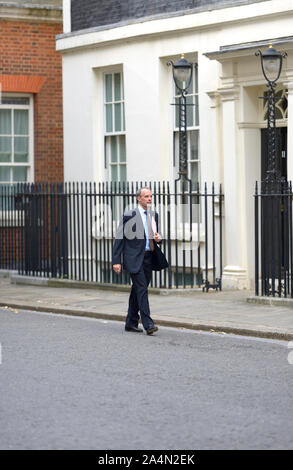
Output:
top-left (62, 51), bottom-right (96, 181)
top-left (59, 1), bottom-right (293, 183)
top-left (58, 0), bottom-right (293, 287)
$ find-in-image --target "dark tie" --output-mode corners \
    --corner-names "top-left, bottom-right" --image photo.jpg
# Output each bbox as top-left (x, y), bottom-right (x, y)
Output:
top-left (144, 210), bottom-right (154, 252)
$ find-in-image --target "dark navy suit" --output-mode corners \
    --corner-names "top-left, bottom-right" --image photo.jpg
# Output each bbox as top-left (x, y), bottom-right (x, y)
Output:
top-left (112, 207), bottom-right (159, 330)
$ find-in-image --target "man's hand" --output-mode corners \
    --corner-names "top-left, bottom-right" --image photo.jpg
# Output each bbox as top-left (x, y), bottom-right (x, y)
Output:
top-left (154, 232), bottom-right (162, 243)
top-left (113, 264), bottom-right (122, 274)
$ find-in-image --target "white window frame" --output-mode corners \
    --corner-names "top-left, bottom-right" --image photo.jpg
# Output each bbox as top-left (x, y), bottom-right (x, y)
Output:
top-left (0, 93), bottom-right (34, 184)
top-left (103, 69), bottom-right (127, 183)
top-left (173, 63), bottom-right (200, 188)
top-left (169, 60), bottom-right (203, 236)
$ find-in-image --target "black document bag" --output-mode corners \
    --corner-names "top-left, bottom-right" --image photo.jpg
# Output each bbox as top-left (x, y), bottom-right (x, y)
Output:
top-left (152, 243), bottom-right (169, 271)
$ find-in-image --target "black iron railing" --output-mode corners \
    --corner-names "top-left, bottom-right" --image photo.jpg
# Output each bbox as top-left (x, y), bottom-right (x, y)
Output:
top-left (254, 180), bottom-right (293, 297)
top-left (0, 182), bottom-right (223, 291)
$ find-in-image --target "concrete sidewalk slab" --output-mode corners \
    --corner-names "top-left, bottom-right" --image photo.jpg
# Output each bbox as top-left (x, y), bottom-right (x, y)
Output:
top-left (0, 275), bottom-right (292, 341)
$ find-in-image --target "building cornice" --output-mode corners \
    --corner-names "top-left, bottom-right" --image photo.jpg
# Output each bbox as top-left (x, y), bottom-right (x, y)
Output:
top-left (56, 0), bottom-right (293, 53)
top-left (204, 36), bottom-right (293, 61)
top-left (206, 91), bottom-right (221, 108)
top-left (218, 86), bottom-right (240, 102)
top-left (0, 2), bottom-right (62, 23)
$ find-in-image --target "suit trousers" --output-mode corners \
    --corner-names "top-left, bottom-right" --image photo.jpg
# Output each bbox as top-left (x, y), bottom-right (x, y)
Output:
top-left (126, 251), bottom-right (155, 331)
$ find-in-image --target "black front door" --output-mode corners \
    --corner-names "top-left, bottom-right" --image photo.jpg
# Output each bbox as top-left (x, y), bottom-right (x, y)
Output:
top-left (260, 126), bottom-right (289, 287)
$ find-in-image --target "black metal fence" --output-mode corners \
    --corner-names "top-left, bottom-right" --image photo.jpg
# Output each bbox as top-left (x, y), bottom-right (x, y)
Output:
top-left (254, 180), bottom-right (293, 297)
top-left (0, 181), bottom-right (223, 291)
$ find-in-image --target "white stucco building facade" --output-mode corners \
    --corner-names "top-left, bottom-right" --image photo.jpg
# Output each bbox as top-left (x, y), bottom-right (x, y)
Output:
top-left (56, 0), bottom-right (293, 289)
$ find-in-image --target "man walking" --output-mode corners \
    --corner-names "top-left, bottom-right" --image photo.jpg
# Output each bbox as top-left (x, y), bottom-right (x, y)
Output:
top-left (112, 187), bottom-right (167, 335)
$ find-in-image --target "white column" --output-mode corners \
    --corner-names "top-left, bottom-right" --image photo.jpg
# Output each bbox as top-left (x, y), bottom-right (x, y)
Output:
top-left (219, 86), bottom-right (250, 289)
top-left (205, 91), bottom-right (221, 184)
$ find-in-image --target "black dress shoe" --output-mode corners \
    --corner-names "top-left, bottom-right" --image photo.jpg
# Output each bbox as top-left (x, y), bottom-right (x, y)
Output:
top-left (146, 326), bottom-right (158, 335)
top-left (125, 325), bottom-right (143, 333)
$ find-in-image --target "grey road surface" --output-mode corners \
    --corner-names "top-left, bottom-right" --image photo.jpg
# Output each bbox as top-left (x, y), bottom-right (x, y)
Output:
top-left (0, 307), bottom-right (292, 450)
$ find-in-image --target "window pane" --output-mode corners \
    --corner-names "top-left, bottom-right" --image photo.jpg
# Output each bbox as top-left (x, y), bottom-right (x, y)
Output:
top-left (275, 90), bottom-right (283, 101)
top-left (280, 91), bottom-right (288, 114)
top-left (190, 161), bottom-right (198, 186)
top-left (114, 73), bottom-right (121, 101)
top-left (105, 74), bottom-right (112, 102)
top-left (0, 154), bottom-right (11, 163)
top-left (1, 97), bottom-right (29, 105)
top-left (104, 71), bottom-right (126, 182)
top-left (14, 110), bottom-right (29, 135)
top-left (120, 164), bottom-right (126, 182)
top-left (0, 166), bottom-right (11, 182)
top-left (13, 166), bottom-right (27, 182)
top-left (114, 103), bottom-right (121, 131)
top-left (195, 95), bottom-right (199, 126)
top-left (175, 97), bottom-right (179, 128)
top-left (276, 108), bottom-right (282, 120)
top-left (15, 153), bottom-right (28, 163)
top-left (186, 74), bottom-right (194, 95)
top-left (106, 104), bottom-right (113, 132)
top-left (122, 103), bottom-right (125, 131)
top-left (175, 96), bottom-right (194, 128)
top-left (186, 95), bottom-right (194, 127)
top-left (0, 137), bottom-right (12, 162)
top-left (119, 135), bottom-right (126, 162)
top-left (14, 136), bottom-right (28, 152)
top-left (174, 132), bottom-right (179, 168)
top-left (174, 64), bottom-right (199, 130)
top-left (15, 136), bottom-right (29, 162)
top-left (194, 65), bottom-right (198, 93)
top-left (0, 184), bottom-right (15, 210)
top-left (111, 136), bottom-right (118, 162)
top-left (0, 110), bottom-right (11, 135)
top-left (190, 130), bottom-right (199, 161)
top-left (111, 164), bottom-right (118, 182)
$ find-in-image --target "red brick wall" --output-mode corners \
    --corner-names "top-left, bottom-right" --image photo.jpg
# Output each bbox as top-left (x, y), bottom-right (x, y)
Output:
top-left (0, 20), bottom-right (63, 182)
top-left (0, 227), bottom-right (24, 268)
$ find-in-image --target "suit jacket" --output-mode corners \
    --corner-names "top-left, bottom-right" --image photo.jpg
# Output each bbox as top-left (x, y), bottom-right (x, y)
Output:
top-left (112, 207), bottom-right (168, 273)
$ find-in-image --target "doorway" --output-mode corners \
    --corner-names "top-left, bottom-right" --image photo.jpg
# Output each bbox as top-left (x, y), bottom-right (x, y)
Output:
top-left (260, 126), bottom-right (289, 289)
top-left (261, 127), bottom-right (287, 180)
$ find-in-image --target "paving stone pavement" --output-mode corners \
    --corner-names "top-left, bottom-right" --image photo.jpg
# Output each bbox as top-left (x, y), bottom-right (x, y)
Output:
top-left (0, 275), bottom-right (293, 340)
